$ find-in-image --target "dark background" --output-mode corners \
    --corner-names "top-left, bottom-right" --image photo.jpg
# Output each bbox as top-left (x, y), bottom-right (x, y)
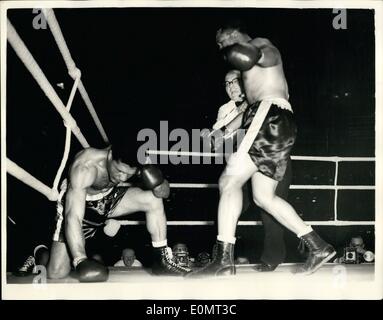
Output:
top-left (6, 8), bottom-right (375, 269)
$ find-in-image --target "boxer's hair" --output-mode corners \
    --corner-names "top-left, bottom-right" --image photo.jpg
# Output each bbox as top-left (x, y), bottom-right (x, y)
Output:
top-left (218, 19), bottom-right (250, 36)
top-left (110, 144), bottom-right (132, 164)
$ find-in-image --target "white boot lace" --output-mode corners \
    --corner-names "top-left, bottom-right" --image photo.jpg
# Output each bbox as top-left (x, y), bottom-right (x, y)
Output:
top-left (19, 256), bottom-right (35, 271)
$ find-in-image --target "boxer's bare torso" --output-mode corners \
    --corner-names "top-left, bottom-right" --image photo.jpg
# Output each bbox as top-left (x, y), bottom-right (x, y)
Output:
top-left (68, 148), bottom-right (136, 196)
top-left (215, 37), bottom-right (290, 132)
top-left (243, 38), bottom-right (289, 104)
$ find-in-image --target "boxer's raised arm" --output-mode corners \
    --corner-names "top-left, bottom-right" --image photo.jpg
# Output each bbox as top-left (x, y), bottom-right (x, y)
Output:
top-left (224, 38), bottom-right (281, 70)
top-left (65, 165), bottom-right (96, 265)
top-left (250, 37), bottom-right (281, 67)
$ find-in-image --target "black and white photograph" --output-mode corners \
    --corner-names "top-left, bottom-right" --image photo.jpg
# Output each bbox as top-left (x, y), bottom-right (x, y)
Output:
top-left (1, 0), bottom-right (382, 301)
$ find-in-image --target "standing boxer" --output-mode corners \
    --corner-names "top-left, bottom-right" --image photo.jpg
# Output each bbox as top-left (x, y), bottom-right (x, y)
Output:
top-left (209, 70), bottom-right (290, 271)
top-left (189, 22), bottom-right (335, 277)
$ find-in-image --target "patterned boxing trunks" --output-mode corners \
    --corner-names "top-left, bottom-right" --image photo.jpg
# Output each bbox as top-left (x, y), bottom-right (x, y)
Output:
top-left (241, 100), bottom-right (297, 181)
top-left (53, 179), bottom-right (129, 242)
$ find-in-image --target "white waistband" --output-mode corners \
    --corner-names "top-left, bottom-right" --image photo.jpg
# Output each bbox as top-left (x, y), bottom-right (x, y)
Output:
top-left (86, 187), bottom-right (114, 201)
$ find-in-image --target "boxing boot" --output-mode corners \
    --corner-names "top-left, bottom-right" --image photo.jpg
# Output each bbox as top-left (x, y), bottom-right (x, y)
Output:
top-left (295, 231), bottom-right (336, 275)
top-left (152, 246), bottom-right (191, 276)
top-left (186, 240), bottom-right (235, 278)
top-left (13, 256), bottom-right (36, 277)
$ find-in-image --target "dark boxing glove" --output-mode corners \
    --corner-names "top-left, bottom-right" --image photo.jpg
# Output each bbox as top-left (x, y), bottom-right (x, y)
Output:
top-left (137, 165), bottom-right (170, 198)
top-left (223, 43), bottom-right (261, 71)
top-left (76, 258), bottom-right (109, 283)
top-left (153, 179), bottom-right (170, 199)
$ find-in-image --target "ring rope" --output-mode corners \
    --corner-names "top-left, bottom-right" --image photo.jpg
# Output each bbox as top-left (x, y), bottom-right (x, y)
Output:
top-left (146, 150), bottom-right (375, 162)
top-left (6, 16), bottom-right (110, 202)
top-left (52, 73), bottom-right (81, 192)
top-left (42, 8), bottom-right (109, 144)
top-left (120, 182), bottom-right (375, 190)
top-left (6, 159), bottom-right (58, 201)
top-left (112, 149), bottom-right (376, 228)
top-left (7, 19), bottom-right (89, 148)
top-left (113, 220), bottom-right (375, 226)
top-left (334, 158), bottom-right (340, 221)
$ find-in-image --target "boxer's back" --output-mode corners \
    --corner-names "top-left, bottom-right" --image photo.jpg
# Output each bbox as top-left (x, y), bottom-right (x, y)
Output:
top-left (70, 148), bottom-right (112, 195)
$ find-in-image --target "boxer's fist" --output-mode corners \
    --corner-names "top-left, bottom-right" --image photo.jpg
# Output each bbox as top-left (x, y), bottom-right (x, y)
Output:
top-left (76, 259), bottom-right (109, 282)
top-left (223, 43), bottom-right (261, 71)
top-left (138, 165), bottom-right (164, 188)
top-left (152, 179), bottom-right (170, 199)
top-left (137, 165), bottom-right (170, 198)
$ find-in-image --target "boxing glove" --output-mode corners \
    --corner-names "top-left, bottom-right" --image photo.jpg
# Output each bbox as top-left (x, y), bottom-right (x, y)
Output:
top-left (152, 179), bottom-right (170, 199)
top-left (137, 165), bottom-right (170, 198)
top-left (223, 43), bottom-right (261, 71)
top-left (76, 258), bottom-right (109, 282)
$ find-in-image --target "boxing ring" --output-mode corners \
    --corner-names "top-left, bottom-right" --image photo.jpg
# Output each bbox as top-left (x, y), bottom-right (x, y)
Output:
top-left (4, 9), bottom-right (376, 297)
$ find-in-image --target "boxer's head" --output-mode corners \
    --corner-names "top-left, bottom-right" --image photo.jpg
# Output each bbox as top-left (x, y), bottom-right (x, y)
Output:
top-left (106, 146), bottom-right (137, 183)
top-left (225, 70), bottom-right (244, 103)
top-left (122, 248), bottom-right (136, 267)
top-left (216, 20), bottom-right (251, 50)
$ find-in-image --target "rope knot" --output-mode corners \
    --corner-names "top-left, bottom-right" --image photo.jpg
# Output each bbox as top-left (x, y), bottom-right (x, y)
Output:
top-left (68, 67), bottom-right (81, 80)
top-left (49, 189), bottom-right (59, 201)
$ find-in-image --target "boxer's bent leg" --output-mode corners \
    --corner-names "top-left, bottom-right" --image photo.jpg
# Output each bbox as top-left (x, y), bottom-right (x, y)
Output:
top-left (109, 187), bottom-right (166, 242)
top-left (251, 172), bottom-right (309, 235)
top-left (253, 169), bottom-right (336, 274)
top-left (47, 241), bottom-right (71, 279)
top-left (110, 187), bottom-right (190, 275)
top-left (217, 152), bottom-right (258, 239)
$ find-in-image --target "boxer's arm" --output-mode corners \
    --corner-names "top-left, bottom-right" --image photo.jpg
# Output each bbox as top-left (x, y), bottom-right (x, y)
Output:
top-left (250, 38), bottom-right (281, 67)
top-left (65, 165), bottom-right (96, 265)
top-left (225, 38), bottom-right (281, 70)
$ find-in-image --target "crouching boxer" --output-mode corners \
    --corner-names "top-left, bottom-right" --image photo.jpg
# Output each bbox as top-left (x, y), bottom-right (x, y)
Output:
top-left (47, 146), bottom-right (190, 282)
top-left (188, 22), bottom-right (335, 278)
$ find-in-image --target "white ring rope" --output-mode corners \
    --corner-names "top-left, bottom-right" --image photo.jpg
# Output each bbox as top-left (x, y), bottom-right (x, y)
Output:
top-left (7, 14), bottom-right (110, 201)
top-left (52, 73), bottom-right (81, 192)
top-left (334, 158), bottom-right (340, 221)
top-left (114, 220), bottom-right (375, 226)
top-left (6, 159), bottom-right (58, 201)
top-left (111, 149), bottom-right (376, 228)
top-left (42, 8), bottom-right (109, 144)
top-left (146, 150), bottom-right (375, 162)
top-left (7, 19), bottom-right (89, 148)
top-left (120, 182), bottom-right (375, 190)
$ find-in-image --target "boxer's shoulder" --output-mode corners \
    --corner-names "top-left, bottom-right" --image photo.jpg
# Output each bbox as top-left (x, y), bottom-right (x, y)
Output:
top-left (250, 37), bottom-right (274, 48)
